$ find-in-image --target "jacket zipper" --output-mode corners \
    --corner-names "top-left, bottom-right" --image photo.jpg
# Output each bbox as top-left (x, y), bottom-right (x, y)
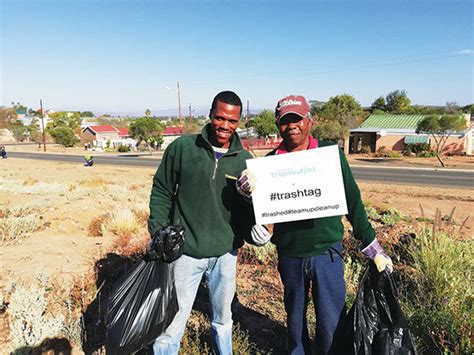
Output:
top-left (211, 148), bottom-right (243, 180)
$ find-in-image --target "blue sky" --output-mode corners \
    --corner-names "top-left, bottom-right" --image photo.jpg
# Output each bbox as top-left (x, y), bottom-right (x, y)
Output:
top-left (1, 0), bottom-right (473, 115)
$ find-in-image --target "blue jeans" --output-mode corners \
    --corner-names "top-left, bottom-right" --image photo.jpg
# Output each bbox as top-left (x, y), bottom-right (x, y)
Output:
top-left (278, 244), bottom-right (346, 355)
top-left (153, 251), bottom-right (237, 355)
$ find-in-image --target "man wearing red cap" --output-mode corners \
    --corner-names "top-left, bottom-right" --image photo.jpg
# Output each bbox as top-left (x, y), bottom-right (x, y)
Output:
top-left (237, 95), bottom-right (393, 354)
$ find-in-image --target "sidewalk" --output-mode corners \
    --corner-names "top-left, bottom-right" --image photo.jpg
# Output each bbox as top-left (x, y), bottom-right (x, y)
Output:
top-left (346, 155), bottom-right (473, 170)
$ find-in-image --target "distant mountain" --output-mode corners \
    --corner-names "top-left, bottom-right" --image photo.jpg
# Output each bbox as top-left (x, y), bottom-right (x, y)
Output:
top-left (95, 106), bottom-right (264, 118)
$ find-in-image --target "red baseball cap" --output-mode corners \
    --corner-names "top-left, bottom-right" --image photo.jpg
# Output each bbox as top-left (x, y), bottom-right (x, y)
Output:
top-left (275, 95), bottom-right (311, 123)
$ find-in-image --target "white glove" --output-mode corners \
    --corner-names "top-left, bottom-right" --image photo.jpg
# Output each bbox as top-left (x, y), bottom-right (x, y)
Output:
top-left (374, 254), bottom-right (393, 273)
top-left (251, 225), bottom-right (271, 246)
top-left (236, 169), bottom-right (257, 198)
top-left (362, 239), bottom-right (393, 274)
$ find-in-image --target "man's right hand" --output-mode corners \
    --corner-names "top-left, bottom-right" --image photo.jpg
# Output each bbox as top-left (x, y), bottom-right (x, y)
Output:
top-left (236, 169), bottom-right (256, 198)
top-left (251, 225), bottom-right (271, 246)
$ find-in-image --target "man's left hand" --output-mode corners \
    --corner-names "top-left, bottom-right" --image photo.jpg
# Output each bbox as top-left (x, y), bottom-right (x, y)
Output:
top-left (362, 238), bottom-right (393, 273)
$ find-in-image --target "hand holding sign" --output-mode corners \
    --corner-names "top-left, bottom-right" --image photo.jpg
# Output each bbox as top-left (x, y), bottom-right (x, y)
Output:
top-left (236, 169), bottom-right (257, 198)
top-left (246, 145), bottom-right (348, 225)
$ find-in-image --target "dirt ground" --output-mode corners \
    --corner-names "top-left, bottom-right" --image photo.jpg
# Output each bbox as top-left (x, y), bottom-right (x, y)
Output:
top-left (1, 156), bottom-right (472, 289)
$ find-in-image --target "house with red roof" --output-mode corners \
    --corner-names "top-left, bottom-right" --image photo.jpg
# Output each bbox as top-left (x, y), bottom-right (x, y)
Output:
top-left (162, 126), bottom-right (184, 149)
top-left (81, 125), bottom-right (136, 149)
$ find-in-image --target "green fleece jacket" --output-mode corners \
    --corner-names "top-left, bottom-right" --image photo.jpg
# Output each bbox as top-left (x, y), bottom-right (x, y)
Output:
top-left (148, 124), bottom-right (254, 258)
top-left (269, 140), bottom-right (375, 257)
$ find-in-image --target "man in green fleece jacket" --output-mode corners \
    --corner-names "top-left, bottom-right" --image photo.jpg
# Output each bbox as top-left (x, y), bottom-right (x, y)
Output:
top-left (236, 95), bottom-right (393, 355)
top-left (149, 91), bottom-right (254, 354)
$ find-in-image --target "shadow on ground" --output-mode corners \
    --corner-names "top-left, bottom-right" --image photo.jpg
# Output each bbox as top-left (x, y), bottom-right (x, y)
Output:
top-left (12, 337), bottom-right (72, 355)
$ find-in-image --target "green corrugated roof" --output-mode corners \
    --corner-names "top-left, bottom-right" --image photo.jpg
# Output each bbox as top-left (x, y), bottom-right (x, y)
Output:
top-left (404, 135), bottom-right (430, 144)
top-left (360, 115), bottom-right (427, 130)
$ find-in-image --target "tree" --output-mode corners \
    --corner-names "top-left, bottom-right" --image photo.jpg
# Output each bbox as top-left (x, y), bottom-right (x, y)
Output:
top-left (371, 96), bottom-right (386, 111)
top-left (445, 101), bottom-right (461, 114)
top-left (183, 117), bottom-right (203, 134)
top-left (251, 110), bottom-right (278, 138)
top-left (129, 117), bottom-right (164, 154)
top-left (317, 94), bottom-right (365, 151)
top-left (416, 114), bottom-right (467, 167)
top-left (385, 90), bottom-right (411, 114)
top-left (47, 111), bottom-right (82, 130)
top-left (28, 118), bottom-right (43, 147)
top-left (9, 120), bottom-right (28, 142)
top-left (309, 100), bottom-right (325, 117)
top-left (0, 107), bottom-right (17, 128)
top-left (27, 108), bottom-right (41, 116)
top-left (49, 126), bottom-right (80, 148)
top-left (462, 104), bottom-right (474, 115)
top-left (312, 121), bottom-right (343, 142)
top-left (81, 111), bottom-right (94, 117)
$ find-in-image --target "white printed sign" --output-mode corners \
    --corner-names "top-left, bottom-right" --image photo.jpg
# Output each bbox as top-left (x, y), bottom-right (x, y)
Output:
top-left (246, 145), bottom-right (348, 225)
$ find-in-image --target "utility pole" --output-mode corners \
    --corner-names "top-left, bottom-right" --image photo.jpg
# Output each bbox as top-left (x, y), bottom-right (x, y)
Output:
top-left (177, 81), bottom-right (182, 127)
top-left (189, 102), bottom-right (192, 121)
top-left (246, 100), bottom-right (250, 149)
top-left (40, 99), bottom-right (46, 152)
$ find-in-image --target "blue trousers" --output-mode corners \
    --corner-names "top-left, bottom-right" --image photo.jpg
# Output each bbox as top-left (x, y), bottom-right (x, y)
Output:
top-left (278, 244), bottom-right (346, 355)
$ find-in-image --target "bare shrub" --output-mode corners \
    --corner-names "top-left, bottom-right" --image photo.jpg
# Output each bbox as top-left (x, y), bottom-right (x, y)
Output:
top-left (7, 285), bottom-right (65, 350)
top-left (87, 213), bottom-right (109, 237)
top-left (109, 233), bottom-right (148, 257)
top-left (344, 257), bottom-right (364, 307)
top-left (0, 207), bottom-right (42, 244)
top-left (133, 203), bottom-right (149, 226)
top-left (238, 243), bottom-right (277, 265)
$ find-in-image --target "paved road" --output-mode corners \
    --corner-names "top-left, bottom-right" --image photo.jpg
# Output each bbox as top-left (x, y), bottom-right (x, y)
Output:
top-left (5, 151), bottom-right (474, 189)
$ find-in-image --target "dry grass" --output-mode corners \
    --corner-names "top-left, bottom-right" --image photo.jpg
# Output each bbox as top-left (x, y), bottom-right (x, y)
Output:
top-left (87, 213), bottom-right (109, 237)
top-left (133, 203), bottom-right (149, 226)
top-left (22, 177), bottom-right (38, 186)
top-left (106, 209), bottom-right (141, 238)
top-left (77, 177), bottom-right (113, 188)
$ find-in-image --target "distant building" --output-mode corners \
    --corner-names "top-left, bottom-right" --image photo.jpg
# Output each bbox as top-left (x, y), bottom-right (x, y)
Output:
top-left (350, 114), bottom-right (472, 155)
top-left (236, 127), bottom-right (258, 139)
top-left (17, 110), bottom-right (50, 132)
top-left (81, 125), bottom-right (136, 149)
top-left (15, 107), bottom-right (27, 119)
top-left (162, 126), bottom-right (183, 149)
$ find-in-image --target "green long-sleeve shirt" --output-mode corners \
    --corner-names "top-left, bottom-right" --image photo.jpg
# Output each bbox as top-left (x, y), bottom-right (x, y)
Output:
top-left (148, 124), bottom-right (254, 258)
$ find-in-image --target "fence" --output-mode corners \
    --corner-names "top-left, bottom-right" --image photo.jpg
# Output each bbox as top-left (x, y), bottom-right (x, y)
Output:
top-left (241, 138), bottom-right (282, 150)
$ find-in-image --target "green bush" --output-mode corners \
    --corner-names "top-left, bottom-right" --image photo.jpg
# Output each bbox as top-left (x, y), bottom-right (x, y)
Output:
top-left (365, 205), bottom-right (382, 221)
top-left (380, 208), bottom-right (404, 225)
top-left (417, 150), bottom-right (436, 158)
top-left (117, 145), bottom-right (130, 153)
top-left (405, 228), bottom-right (473, 353)
top-left (375, 149), bottom-right (403, 159)
top-left (404, 142), bottom-right (430, 155)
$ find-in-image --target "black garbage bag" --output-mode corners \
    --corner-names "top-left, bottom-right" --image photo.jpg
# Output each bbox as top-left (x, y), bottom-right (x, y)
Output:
top-left (149, 224), bottom-right (185, 263)
top-left (336, 264), bottom-right (417, 355)
top-left (105, 258), bottom-right (178, 354)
